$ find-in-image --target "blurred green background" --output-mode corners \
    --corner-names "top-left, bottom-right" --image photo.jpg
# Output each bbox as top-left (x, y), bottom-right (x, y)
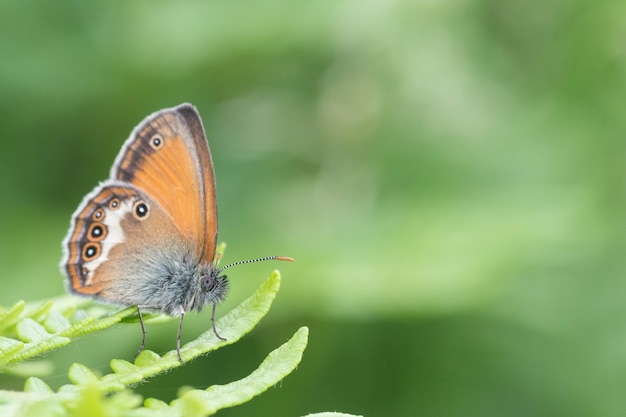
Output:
top-left (1, 0), bottom-right (625, 415)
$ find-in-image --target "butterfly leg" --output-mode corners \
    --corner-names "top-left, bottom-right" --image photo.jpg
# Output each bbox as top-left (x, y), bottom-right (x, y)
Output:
top-left (176, 305), bottom-right (185, 364)
top-left (211, 303), bottom-right (226, 341)
top-left (134, 307), bottom-right (147, 360)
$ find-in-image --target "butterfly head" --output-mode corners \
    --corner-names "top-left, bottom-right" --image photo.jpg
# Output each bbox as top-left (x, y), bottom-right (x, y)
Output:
top-left (198, 267), bottom-right (229, 307)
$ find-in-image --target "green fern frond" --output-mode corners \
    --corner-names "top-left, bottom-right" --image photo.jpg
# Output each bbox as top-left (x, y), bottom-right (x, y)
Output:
top-left (0, 300), bottom-right (136, 369)
top-left (129, 326), bottom-right (309, 416)
top-left (0, 248), bottom-right (360, 416)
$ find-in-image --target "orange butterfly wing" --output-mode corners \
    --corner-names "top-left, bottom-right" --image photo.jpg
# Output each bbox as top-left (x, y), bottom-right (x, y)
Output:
top-left (110, 104), bottom-right (218, 263)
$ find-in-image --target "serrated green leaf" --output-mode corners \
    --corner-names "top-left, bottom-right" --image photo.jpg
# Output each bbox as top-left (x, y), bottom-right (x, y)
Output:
top-left (70, 306), bottom-right (136, 336)
top-left (43, 311), bottom-right (72, 334)
top-left (24, 301), bottom-right (53, 322)
top-left (68, 363), bottom-right (99, 385)
top-left (58, 316), bottom-right (95, 338)
top-left (143, 398), bottom-right (168, 409)
top-left (121, 326), bottom-right (309, 417)
top-left (0, 301), bottom-right (26, 332)
top-left (0, 336), bottom-right (24, 353)
top-left (129, 327), bottom-right (309, 417)
top-left (133, 350), bottom-right (162, 366)
top-left (24, 377), bottom-right (54, 393)
top-left (175, 326), bottom-right (309, 415)
top-left (16, 319), bottom-right (50, 343)
top-left (0, 338), bottom-right (25, 368)
top-left (0, 299), bottom-right (139, 370)
top-left (4, 336), bottom-right (70, 367)
top-left (109, 359), bottom-right (137, 374)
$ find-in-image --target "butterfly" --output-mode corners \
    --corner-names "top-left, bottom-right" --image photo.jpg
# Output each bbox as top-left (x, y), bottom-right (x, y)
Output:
top-left (60, 103), bottom-right (292, 363)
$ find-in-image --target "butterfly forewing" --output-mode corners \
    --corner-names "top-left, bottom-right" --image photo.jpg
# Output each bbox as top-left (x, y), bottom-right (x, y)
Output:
top-left (110, 104), bottom-right (218, 263)
top-left (176, 105), bottom-right (218, 263)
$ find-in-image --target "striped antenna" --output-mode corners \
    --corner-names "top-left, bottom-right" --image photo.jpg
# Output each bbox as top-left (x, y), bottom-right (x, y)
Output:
top-left (218, 255), bottom-right (294, 273)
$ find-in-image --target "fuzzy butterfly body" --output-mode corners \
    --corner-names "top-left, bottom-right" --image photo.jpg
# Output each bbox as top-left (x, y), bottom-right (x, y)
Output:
top-left (61, 104), bottom-right (292, 362)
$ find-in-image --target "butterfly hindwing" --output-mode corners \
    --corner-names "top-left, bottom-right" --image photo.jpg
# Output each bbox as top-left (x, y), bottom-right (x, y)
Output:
top-left (61, 181), bottom-right (193, 308)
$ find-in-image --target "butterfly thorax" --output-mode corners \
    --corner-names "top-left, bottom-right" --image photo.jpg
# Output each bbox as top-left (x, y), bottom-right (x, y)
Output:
top-left (106, 255), bottom-right (229, 316)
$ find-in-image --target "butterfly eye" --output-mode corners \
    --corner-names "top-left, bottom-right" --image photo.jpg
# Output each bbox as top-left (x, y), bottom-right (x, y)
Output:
top-left (82, 243), bottom-right (100, 261)
top-left (133, 201), bottom-right (149, 220)
top-left (150, 134), bottom-right (163, 150)
top-left (109, 198), bottom-right (121, 210)
top-left (200, 276), bottom-right (215, 292)
top-left (88, 223), bottom-right (107, 241)
top-left (92, 208), bottom-right (105, 221)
